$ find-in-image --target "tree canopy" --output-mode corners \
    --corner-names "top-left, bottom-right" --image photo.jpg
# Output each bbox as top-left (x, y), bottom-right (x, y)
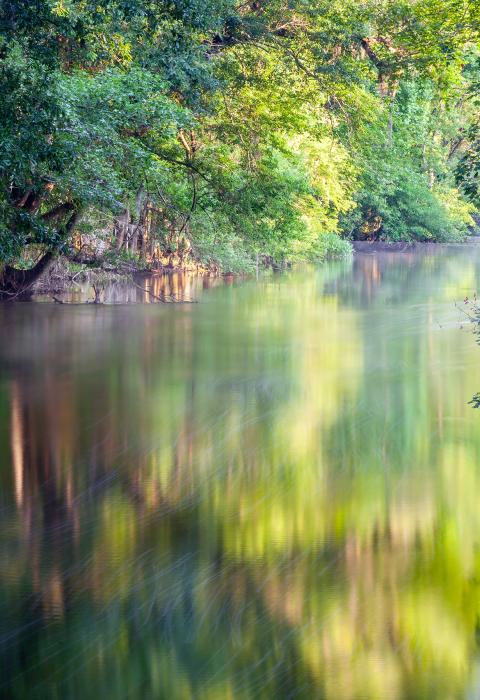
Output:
top-left (1, 0), bottom-right (479, 292)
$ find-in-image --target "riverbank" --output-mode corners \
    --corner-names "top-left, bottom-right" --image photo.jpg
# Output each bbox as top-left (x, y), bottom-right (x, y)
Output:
top-left (25, 237), bottom-right (480, 302)
top-left (29, 256), bottom-right (226, 304)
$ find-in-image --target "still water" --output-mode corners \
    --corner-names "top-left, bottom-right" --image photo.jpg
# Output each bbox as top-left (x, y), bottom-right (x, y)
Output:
top-left (2, 247), bottom-right (480, 699)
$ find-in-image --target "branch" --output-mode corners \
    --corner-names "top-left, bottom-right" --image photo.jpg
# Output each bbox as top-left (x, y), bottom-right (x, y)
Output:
top-left (361, 38), bottom-right (387, 69)
top-left (41, 201), bottom-right (75, 222)
top-left (159, 154), bottom-right (214, 186)
top-left (177, 172), bottom-right (197, 237)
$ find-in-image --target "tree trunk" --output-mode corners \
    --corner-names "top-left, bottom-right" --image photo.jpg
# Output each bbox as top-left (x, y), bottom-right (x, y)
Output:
top-left (0, 211), bottom-right (80, 300)
top-left (115, 209), bottom-right (130, 249)
top-left (1, 252), bottom-right (56, 299)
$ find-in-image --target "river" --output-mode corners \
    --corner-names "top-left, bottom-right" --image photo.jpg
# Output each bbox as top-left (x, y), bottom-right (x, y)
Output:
top-left (1, 246), bottom-right (480, 699)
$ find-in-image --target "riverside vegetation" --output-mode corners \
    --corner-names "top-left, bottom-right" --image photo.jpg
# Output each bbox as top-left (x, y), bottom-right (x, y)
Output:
top-left (1, 0), bottom-right (480, 296)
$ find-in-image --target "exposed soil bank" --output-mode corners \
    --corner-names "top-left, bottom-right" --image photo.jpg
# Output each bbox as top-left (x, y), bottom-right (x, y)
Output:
top-left (26, 256), bottom-right (225, 304)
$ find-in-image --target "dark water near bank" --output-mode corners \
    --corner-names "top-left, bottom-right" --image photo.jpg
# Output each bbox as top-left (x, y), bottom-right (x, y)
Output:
top-left (2, 247), bottom-right (480, 699)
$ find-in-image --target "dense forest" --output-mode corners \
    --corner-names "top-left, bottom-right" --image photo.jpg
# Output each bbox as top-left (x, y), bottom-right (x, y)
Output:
top-left (1, 0), bottom-right (480, 294)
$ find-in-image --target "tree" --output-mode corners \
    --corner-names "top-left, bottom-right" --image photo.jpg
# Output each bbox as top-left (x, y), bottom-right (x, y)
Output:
top-left (0, 0), bottom-right (235, 295)
top-left (0, 0), bottom-right (479, 296)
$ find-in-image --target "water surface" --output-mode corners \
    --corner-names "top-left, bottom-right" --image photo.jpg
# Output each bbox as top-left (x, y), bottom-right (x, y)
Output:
top-left (2, 248), bottom-right (480, 699)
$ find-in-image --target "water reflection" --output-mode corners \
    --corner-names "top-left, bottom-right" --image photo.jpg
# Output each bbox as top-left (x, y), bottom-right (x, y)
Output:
top-left (1, 248), bottom-right (480, 698)
top-left (35, 270), bottom-right (224, 304)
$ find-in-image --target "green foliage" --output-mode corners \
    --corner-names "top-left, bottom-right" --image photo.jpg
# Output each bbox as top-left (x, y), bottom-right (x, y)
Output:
top-left (343, 78), bottom-right (477, 242)
top-left (457, 133), bottom-right (480, 206)
top-left (456, 55), bottom-right (480, 207)
top-left (0, 0), bottom-right (479, 281)
top-left (308, 233), bottom-right (353, 261)
top-left (345, 147), bottom-right (472, 242)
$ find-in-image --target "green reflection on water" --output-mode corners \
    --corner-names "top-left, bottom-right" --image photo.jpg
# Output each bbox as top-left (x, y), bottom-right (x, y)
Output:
top-left (1, 248), bottom-right (480, 699)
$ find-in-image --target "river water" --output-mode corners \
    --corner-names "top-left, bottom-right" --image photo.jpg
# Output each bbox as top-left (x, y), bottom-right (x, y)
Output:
top-left (1, 247), bottom-right (480, 699)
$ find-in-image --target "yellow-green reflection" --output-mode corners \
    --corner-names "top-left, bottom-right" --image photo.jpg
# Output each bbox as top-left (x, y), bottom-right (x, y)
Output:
top-left (1, 248), bottom-right (480, 699)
